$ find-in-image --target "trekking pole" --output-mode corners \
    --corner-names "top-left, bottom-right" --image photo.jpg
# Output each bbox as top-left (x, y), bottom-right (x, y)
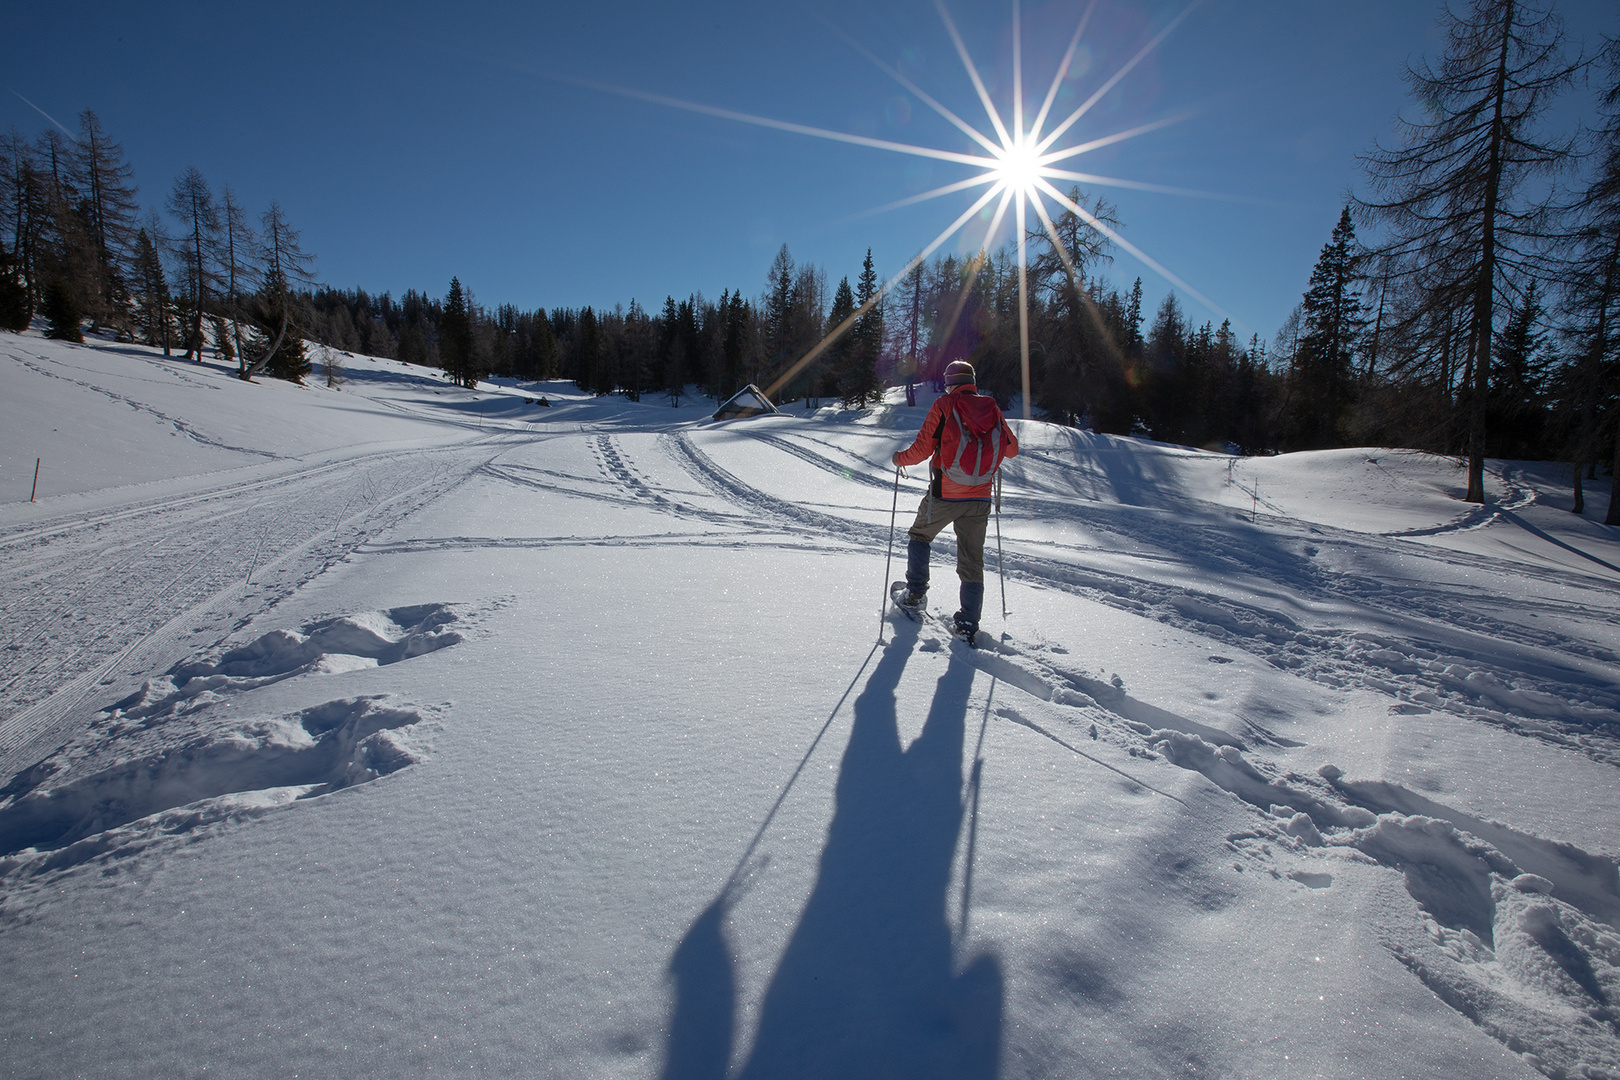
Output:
top-left (879, 462), bottom-right (901, 642)
top-left (995, 471), bottom-right (1007, 618)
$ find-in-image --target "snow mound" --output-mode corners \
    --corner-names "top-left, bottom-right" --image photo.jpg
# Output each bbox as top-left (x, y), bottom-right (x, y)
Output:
top-left (0, 604), bottom-right (461, 882)
top-left (1392, 875), bottom-right (1620, 1080)
top-left (0, 694), bottom-right (434, 880)
top-left (169, 603), bottom-right (461, 684)
top-left (87, 604), bottom-right (460, 730)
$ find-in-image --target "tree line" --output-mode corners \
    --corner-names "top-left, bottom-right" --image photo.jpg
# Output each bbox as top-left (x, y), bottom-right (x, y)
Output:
top-left (1, 109), bottom-right (314, 380)
top-left (296, 244), bottom-right (890, 407)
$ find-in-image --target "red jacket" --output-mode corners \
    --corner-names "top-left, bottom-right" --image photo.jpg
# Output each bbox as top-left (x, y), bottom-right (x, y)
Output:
top-left (894, 385), bottom-right (1019, 500)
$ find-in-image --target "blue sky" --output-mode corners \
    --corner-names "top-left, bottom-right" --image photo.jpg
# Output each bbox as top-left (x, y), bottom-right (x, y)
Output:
top-left (7, 0), bottom-right (1615, 343)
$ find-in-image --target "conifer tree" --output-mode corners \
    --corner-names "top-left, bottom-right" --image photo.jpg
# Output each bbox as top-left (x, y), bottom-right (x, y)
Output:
top-left (131, 220), bottom-right (171, 352)
top-left (577, 306), bottom-right (601, 394)
top-left (718, 289), bottom-right (750, 400)
top-left (619, 299), bottom-right (650, 400)
top-left (670, 296), bottom-right (698, 403)
top-left (1145, 292), bottom-right (1189, 440)
top-left (212, 315), bottom-right (235, 368)
top-left (826, 275), bottom-right (856, 408)
top-left (1126, 278), bottom-right (1144, 358)
top-left (763, 245), bottom-right (795, 384)
top-left (41, 276), bottom-right (82, 341)
top-left (252, 264), bottom-right (310, 381)
top-left (896, 262), bottom-right (925, 405)
top-left (1488, 281), bottom-right (1548, 457)
top-left (534, 309), bottom-right (559, 380)
top-left (657, 295), bottom-right (680, 401)
top-left (1287, 207), bottom-right (1367, 448)
top-left (440, 277), bottom-right (474, 388)
top-left (242, 201), bottom-right (314, 379)
top-left (846, 249), bottom-right (884, 407)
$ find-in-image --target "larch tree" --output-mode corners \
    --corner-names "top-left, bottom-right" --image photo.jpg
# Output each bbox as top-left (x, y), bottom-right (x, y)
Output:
top-left (73, 110), bottom-right (139, 332)
top-left (0, 130), bottom-right (38, 303)
top-left (1027, 187), bottom-right (1119, 427)
top-left (166, 167), bottom-right (219, 362)
top-left (32, 129), bottom-right (98, 323)
top-left (218, 185), bottom-right (256, 372)
top-left (1357, 0), bottom-right (1580, 502)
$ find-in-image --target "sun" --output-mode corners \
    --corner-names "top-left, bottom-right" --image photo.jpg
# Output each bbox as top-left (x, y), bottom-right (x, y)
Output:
top-left (573, 1), bottom-right (1222, 419)
top-left (992, 137), bottom-right (1043, 199)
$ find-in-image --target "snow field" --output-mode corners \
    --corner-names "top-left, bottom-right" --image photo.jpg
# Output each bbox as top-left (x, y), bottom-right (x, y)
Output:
top-left (1, 331), bottom-right (1618, 1078)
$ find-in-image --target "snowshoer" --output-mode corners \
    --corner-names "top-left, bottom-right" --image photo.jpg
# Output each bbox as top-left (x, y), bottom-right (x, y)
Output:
top-left (890, 360), bottom-right (1018, 642)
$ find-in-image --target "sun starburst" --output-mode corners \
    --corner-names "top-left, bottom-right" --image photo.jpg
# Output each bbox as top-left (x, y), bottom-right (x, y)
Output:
top-left (569, 0), bottom-right (1225, 419)
top-left (992, 137), bottom-right (1044, 199)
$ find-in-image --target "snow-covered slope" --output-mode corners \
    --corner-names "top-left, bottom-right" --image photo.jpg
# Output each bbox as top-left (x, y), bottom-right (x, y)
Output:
top-left (2, 329), bottom-right (1617, 1080)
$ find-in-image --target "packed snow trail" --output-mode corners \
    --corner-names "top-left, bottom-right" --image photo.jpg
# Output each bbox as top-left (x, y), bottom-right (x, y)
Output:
top-left (675, 424), bottom-right (1620, 765)
top-left (0, 434), bottom-right (524, 775)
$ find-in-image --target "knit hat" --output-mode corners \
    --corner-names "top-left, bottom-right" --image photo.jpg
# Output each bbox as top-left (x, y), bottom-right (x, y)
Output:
top-left (944, 360), bottom-right (976, 387)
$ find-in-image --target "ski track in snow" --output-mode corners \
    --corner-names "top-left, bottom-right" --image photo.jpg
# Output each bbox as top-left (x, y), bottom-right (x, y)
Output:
top-left (658, 428), bottom-right (1620, 767)
top-left (0, 435), bottom-right (520, 777)
top-left (10, 353), bottom-right (280, 459)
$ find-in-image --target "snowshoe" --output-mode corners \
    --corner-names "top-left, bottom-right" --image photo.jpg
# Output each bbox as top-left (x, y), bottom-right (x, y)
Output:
top-left (950, 614), bottom-right (978, 647)
top-left (890, 581), bottom-right (926, 621)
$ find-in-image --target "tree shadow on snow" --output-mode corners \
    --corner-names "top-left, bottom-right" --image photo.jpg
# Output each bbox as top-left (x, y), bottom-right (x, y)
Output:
top-left (661, 629), bottom-right (1004, 1079)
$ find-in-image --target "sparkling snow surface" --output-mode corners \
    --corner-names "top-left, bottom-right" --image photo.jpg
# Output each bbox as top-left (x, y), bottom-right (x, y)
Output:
top-left (2, 330), bottom-right (1617, 1080)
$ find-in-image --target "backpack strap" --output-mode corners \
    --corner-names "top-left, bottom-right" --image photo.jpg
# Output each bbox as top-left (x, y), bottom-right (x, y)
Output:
top-left (932, 391), bottom-right (961, 454)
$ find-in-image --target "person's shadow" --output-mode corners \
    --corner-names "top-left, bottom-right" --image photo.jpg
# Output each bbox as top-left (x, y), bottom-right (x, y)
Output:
top-left (661, 629), bottom-right (1004, 1079)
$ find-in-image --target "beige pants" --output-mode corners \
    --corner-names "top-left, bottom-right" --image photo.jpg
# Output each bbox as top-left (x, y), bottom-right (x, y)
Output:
top-left (908, 498), bottom-right (991, 584)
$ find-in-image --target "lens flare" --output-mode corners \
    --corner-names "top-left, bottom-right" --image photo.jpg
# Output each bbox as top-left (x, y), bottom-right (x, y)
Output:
top-left (573, 0), bottom-right (1224, 418)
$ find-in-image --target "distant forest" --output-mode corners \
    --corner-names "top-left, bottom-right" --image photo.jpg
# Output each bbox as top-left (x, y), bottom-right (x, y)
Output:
top-left (3, 0), bottom-right (1618, 519)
